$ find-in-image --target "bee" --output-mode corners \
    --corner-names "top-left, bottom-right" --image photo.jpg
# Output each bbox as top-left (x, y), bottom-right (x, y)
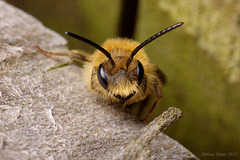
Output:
top-left (36, 22), bottom-right (183, 121)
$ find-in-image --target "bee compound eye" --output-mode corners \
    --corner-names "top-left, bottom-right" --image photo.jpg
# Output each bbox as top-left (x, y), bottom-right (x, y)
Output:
top-left (137, 61), bottom-right (144, 85)
top-left (97, 64), bottom-right (108, 89)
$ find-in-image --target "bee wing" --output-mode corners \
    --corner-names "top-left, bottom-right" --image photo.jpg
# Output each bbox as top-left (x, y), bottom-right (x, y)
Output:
top-left (35, 46), bottom-right (90, 62)
top-left (156, 67), bottom-right (167, 85)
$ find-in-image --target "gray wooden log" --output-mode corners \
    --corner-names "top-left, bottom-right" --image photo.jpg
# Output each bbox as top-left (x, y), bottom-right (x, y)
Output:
top-left (0, 1), bottom-right (198, 159)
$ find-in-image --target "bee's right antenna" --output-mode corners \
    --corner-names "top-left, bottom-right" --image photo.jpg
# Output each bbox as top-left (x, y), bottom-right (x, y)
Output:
top-left (126, 22), bottom-right (184, 68)
top-left (65, 32), bottom-right (115, 66)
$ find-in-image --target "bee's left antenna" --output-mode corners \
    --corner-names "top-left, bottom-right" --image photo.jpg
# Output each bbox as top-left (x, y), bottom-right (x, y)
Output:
top-left (65, 32), bottom-right (115, 66)
top-left (126, 22), bottom-right (184, 68)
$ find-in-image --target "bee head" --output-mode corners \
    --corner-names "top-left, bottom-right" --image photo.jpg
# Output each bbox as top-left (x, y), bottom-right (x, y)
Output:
top-left (96, 55), bottom-right (144, 102)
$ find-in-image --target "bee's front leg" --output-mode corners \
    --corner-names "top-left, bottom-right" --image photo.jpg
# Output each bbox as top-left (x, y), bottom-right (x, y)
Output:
top-left (35, 46), bottom-right (89, 62)
top-left (121, 101), bottom-right (129, 111)
top-left (139, 79), bottom-right (162, 122)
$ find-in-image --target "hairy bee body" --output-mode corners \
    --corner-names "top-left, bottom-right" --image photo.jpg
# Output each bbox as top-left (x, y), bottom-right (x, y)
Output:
top-left (83, 38), bottom-right (160, 105)
top-left (36, 22), bottom-right (183, 121)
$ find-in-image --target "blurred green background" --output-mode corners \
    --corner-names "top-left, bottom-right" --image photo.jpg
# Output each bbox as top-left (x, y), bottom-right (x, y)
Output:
top-left (6, 0), bottom-right (240, 159)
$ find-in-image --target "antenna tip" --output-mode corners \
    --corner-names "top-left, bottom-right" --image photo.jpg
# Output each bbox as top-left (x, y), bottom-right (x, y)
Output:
top-left (179, 22), bottom-right (184, 25)
top-left (65, 32), bottom-right (70, 35)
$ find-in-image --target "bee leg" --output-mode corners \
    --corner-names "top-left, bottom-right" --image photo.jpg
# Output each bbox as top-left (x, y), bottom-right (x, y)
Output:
top-left (121, 102), bottom-right (128, 111)
top-left (139, 79), bottom-right (162, 122)
top-left (45, 61), bottom-right (74, 71)
top-left (136, 96), bottom-right (150, 118)
top-left (35, 46), bottom-right (89, 62)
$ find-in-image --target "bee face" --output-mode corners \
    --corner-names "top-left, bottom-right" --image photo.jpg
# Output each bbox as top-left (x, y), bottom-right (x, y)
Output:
top-left (97, 55), bottom-right (145, 103)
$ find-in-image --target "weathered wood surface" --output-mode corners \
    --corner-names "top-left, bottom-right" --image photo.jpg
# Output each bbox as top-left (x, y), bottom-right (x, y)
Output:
top-left (0, 1), bottom-right (198, 159)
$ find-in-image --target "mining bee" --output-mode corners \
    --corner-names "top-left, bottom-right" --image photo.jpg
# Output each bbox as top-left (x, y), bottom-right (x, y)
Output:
top-left (36, 22), bottom-right (183, 121)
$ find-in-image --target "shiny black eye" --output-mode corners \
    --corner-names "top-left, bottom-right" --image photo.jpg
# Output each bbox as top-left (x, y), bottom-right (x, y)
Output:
top-left (97, 64), bottom-right (108, 89)
top-left (137, 61), bottom-right (144, 85)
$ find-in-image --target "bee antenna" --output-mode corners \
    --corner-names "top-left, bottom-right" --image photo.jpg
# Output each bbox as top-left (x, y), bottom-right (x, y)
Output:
top-left (65, 32), bottom-right (115, 66)
top-left (126, 22), bottom-right (184, 68)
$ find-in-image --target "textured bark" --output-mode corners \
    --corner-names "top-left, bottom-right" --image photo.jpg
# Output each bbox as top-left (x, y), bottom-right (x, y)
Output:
top-left (0, 1), bottom-right (198, 159)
